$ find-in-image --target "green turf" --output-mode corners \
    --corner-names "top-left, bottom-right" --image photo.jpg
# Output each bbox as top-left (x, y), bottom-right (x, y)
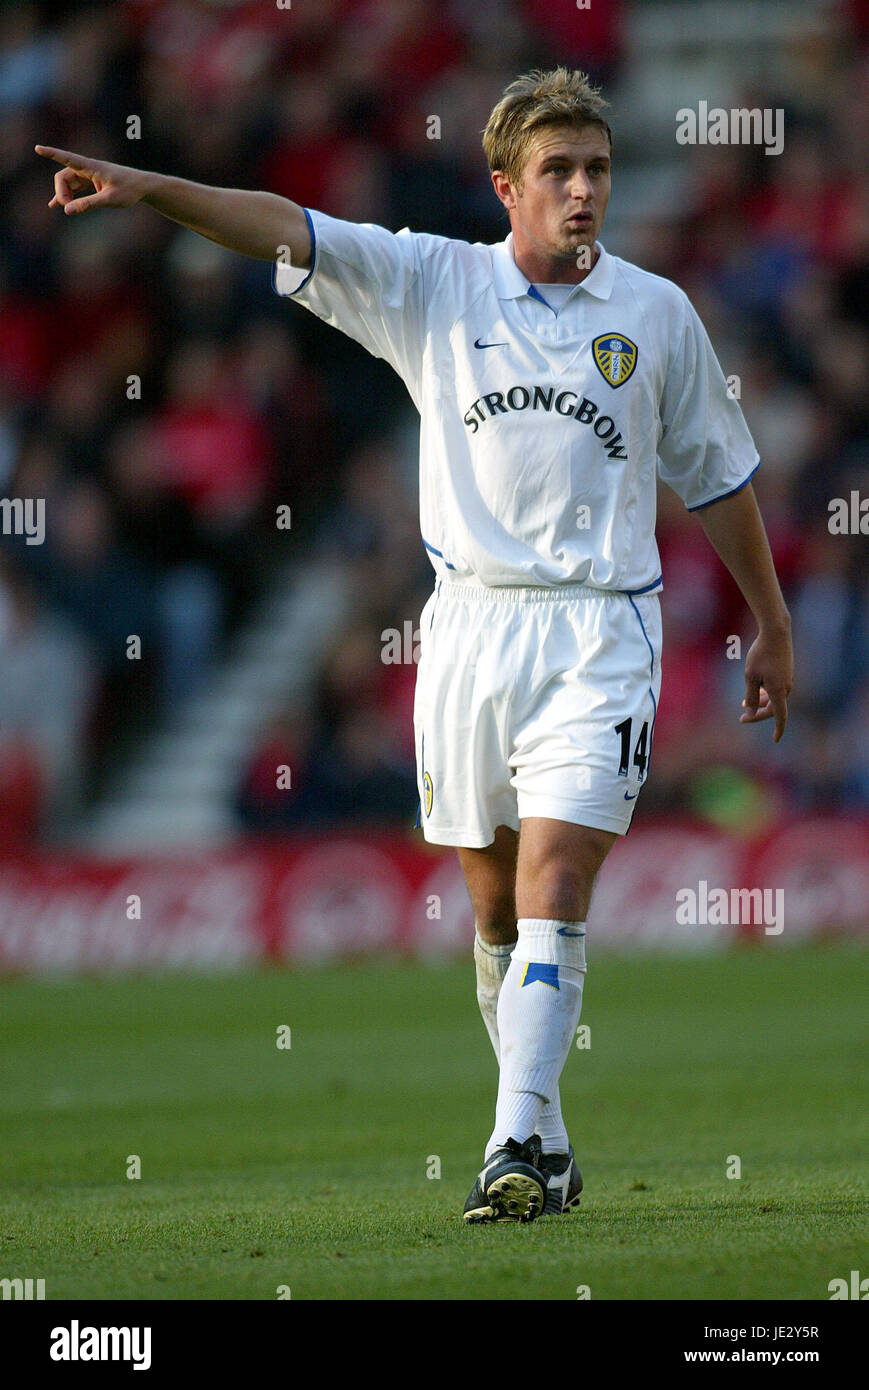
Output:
top-left (0, 943), bottom-right (866, 1300)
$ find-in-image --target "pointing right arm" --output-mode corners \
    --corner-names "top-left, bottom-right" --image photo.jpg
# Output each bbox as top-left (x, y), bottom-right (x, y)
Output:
top-left (35, 146), bottom-right (311, 268)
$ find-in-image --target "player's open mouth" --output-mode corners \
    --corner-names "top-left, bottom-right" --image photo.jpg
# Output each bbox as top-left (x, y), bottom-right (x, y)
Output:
top-left (567, 214), bottom-right (592, 225)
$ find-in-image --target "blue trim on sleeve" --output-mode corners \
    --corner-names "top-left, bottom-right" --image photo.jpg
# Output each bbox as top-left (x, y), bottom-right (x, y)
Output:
top-left (422, 539), bottom-right (456, 571)
top-left (687, 458), bottom-right (761, 512)
top-left (271, 207), bottom-right (316, 297)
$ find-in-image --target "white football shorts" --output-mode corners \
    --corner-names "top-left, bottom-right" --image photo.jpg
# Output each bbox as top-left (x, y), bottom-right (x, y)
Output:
top-left (413, 580), bottom-right (662, 846)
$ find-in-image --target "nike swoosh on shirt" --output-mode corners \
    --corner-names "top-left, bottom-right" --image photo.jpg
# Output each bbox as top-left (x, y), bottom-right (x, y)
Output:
top-left (474, 337), bottom-right (509, 349)
top-left (624, 790), bottom-right (638, 800)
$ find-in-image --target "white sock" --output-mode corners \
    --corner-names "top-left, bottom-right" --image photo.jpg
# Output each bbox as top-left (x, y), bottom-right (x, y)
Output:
top-left (473, 930), bottom-right (512, 1059)
top-left (485, 918), bottom-right (587, 1158)
top-left (534, 1092), bottom-right (570, 1155)
top-left (474, 927), bottom-right (571, 1153)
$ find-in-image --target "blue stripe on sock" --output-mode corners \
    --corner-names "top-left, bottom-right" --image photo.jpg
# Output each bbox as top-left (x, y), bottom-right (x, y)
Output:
top-left (521, 962), bottom-right (560, 990)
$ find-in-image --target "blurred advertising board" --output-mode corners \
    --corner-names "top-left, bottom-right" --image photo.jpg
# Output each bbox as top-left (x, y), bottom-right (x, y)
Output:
top-left (0, 818), bottom-right (865, 972)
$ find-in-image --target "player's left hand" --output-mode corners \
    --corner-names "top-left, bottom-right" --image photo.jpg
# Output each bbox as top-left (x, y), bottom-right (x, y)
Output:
top-left (740, 627), bottom-right (793, 742)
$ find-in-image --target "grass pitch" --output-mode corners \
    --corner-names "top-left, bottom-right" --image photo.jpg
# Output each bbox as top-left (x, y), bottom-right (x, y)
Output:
top-left (0, 943), bottom-right (866, 1300)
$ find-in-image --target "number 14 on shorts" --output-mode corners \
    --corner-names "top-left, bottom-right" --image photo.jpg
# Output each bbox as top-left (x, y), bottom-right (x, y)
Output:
top-left (614, 717), bottom-right (650, 781)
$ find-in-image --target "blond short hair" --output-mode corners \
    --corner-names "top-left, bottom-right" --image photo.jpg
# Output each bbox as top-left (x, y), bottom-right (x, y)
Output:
top-left (482, 67), bottom-right (612, 190)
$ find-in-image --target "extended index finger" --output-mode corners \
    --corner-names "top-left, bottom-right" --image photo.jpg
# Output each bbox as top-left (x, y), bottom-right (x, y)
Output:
top-left (35, 145), bottom-right (90, 171)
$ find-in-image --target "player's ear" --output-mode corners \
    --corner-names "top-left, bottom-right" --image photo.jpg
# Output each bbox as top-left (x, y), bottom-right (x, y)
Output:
top-left (491, 170), bottom-right (515, 210)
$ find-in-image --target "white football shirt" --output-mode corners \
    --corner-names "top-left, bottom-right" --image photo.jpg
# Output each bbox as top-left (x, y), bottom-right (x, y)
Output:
top-left (274, 209), bottom-right (760, 592)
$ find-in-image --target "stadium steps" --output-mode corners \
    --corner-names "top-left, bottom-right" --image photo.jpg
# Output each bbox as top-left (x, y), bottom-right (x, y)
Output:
top-left (74, 560), bottom-right (350, 850)
top-left (607, 0), bottom-right (834, 229)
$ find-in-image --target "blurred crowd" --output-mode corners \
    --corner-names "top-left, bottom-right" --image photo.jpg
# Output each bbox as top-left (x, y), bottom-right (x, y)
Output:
top-left (0, 0), bottom-right (866, 845)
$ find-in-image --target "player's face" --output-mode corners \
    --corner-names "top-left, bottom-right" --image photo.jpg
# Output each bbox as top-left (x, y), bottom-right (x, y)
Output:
top-left (494, 124), bottom-right (611, 281)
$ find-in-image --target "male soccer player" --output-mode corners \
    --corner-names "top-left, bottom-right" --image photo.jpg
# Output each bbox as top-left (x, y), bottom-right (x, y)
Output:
top-left (38, 67), bottom-right (793, 1224)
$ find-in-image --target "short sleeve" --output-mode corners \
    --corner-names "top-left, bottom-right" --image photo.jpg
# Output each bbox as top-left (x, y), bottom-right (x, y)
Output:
top-left (273, 208), bottom-right (433, 408)
top-left (657, 293), bottom-right (760, 510)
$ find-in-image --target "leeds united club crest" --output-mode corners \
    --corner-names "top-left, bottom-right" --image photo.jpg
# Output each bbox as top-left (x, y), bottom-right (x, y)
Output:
top-left (592, 333), bottom-right (638, 388)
